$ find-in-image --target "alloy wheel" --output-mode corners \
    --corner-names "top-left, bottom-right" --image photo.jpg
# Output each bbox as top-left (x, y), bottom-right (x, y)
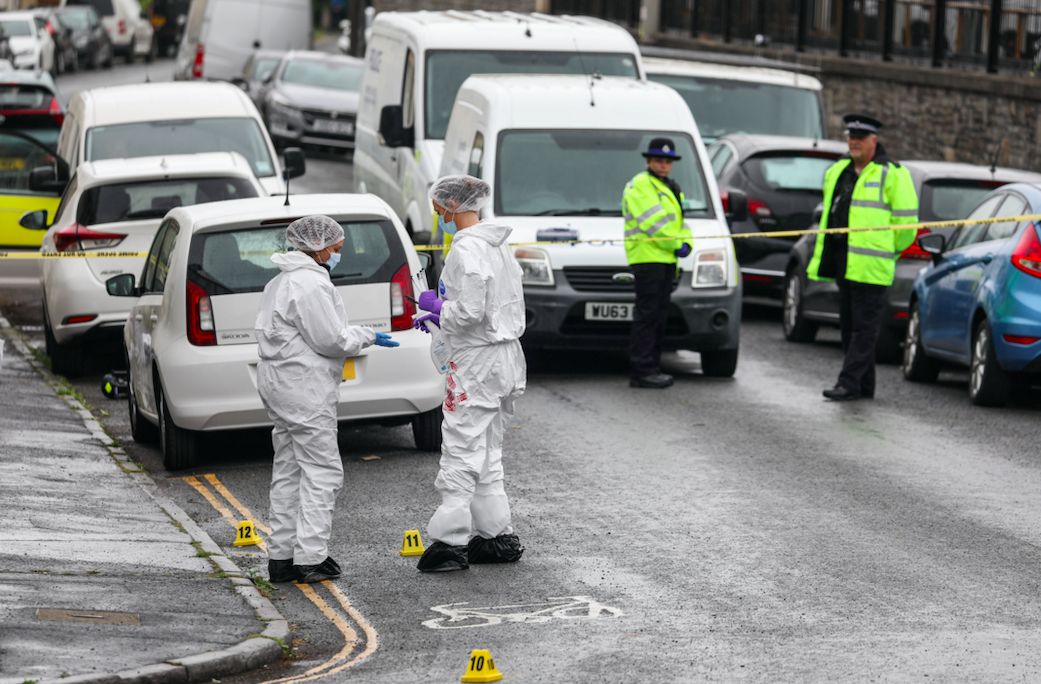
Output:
top-left (970, 326), bottom-right (988, 397)
top-left (783, 275), bottom-right (799, 334)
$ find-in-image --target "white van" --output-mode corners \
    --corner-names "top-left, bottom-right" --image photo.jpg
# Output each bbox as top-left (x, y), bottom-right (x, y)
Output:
top-left (56, 81), bottom-right (295, 196)
top-left (438, 75), bottom-right (743, 375)
top-left (65, 0), bottom-right (155, 63)
top-left (174, 0), bottom-right (311, 82)
top-left (643, 56), bottom-right (825, 144)
top-left (354, 11), bottom-right (644, 242)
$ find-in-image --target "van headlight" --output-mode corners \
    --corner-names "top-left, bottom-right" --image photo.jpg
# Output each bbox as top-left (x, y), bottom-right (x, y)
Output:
top-left (514, 247), bottom-right (554, 286)
top-left (692, 248), bottom-right (727, 288)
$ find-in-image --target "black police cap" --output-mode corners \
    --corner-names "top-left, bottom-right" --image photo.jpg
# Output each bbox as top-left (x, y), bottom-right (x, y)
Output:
top-left (843, 114), bottom-right (883, 137)
top-left (642, 137), bottom-right (682, 161)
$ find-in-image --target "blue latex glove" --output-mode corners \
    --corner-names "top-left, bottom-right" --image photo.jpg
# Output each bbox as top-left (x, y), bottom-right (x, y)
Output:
top-left (675, 243), bottom-right (692, 258)
top-left (373, 332), bottom-right (399, 348)
top-left (413, 313), bottom-right (440, 332)
top-left (417, 290), bottom-right (443, 315)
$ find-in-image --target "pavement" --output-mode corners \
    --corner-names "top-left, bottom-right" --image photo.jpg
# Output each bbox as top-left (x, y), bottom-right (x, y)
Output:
top-left (0, 320), bottom-right (288, 684)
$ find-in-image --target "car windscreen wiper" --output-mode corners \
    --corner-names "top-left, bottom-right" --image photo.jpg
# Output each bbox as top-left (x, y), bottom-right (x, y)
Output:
top-left (533, 208), bottom-right (620, 216)
top-left (125, 209), bottom-right (171, 220)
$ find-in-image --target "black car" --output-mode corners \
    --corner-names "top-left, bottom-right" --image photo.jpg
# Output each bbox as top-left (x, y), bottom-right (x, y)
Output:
top-left (54, 6), bottom-right (113, 70)
top-left (32, 8), bottom-right (77, 74)
top-left (782, 161), bottom-right (1041, 362)
top-left (707, 134), bottom-right (849, 300)
top-left (233, 49), bottom-right (286, 113)
top-left (262, 51), bottom-right (363, 152)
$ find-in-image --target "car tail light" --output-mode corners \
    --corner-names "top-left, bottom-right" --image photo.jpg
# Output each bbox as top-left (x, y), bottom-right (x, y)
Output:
top-left (1003, 334), bottom-right (1040, 345)
top-left (45, 21), bottom-right (55, 36)
top-left (48, 96), bottom-right (63, 126)
top-left (186, 280), bottom-right (216, 346)
top-left (389, 263), bottom-right (415, 332)
top-left (118, 19), bottom-right (126, 34)
top-left (53, 224), bottom-right (126, 252)
top-left (192, 43), bottom-right (204, 79)
top-left (720, 191), bottom-right (730, 214)
top-left (1011, 222), bottom-right (1041, 279)
top-left (747, 195), bottom-right (775, 227)
top-left (62, 314), bottom-right (97, 325)
top-left (900, 228), bottom-right (933, 261)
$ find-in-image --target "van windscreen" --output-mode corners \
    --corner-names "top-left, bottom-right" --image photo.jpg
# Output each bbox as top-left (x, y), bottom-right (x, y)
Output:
top-left (495, 129), bottom-right (713, 218)
top-left (187, 219), bottom-right (406, 294)
top-left (647, 74), bottom-right (822, 143)
top-left (425, 51), bottom-right (639, 140)
top-left (85, 118), bottom-right (276, 177)
top-left (66, 0), bottom-right (114, 17)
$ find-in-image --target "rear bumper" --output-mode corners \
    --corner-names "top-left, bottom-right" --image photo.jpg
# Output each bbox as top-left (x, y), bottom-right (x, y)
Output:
top-left (157, 331), bottom-right (445, 432)
top-left (992, 276), bottom-right (1041, 373)
top-left (521, 270), bottom-right (741, 352)
top-left (43, 259), bottom-right (136, 345)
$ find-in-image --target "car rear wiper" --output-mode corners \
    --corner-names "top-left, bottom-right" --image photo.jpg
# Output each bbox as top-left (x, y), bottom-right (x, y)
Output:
top-left (125, 209), bottom-right (171, 219)
top-left (533, 208), bottom-right (618, 216)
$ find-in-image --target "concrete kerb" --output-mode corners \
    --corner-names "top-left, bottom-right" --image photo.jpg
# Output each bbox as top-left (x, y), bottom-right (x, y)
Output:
top-left (0, 321), bottom-right (290, 684)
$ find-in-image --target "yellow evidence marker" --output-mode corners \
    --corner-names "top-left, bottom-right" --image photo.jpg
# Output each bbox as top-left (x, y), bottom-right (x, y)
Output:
top-left (233, 520), bottom-right (262, 547)
top-left (399, 529), bottom-right (425, 556)
top-left (461, 649), bottom-right (503, 683)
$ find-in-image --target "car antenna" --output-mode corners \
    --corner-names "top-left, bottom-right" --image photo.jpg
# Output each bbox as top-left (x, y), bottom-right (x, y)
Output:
top-left (573, 37), bottom-right (595, 107)
top-left (283, 153), bottom-right (292, 206)
top-left (989, 140), bottom-right (1001, 176)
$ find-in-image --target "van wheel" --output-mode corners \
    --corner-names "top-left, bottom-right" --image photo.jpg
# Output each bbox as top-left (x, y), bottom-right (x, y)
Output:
top-left (701, 348), bottom-right (738, 378)
top-left (902, 302), bottom-right (941, 382)
top-left (969, 320), bottom-right (1011, 407)
top-left (127, 351), bottom-right (158, 443)
top-left (412, 407), bottom-right (443, 452)
top-left (158, 378), bottom-right (201, 470)
top-left (103, 44), bottom-right (114, 68)
top-left (44, 312), bottom-right (85, 378)
top-left (782, 270), bottom-right (818, 342)
top-left (875, 324), bottom-right (902, 364)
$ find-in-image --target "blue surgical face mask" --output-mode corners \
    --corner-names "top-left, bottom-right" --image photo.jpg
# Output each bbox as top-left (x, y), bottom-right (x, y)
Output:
top-left (324, 251), bottom-right (341, 270)
top-left (438, 210), bottom-right (458, 236)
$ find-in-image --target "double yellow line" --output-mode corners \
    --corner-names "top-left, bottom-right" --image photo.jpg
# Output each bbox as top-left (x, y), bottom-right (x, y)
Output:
top-left (7, 212), bottom-right (1039, 258)
top-left (181, 474), bottom-right (378, 683)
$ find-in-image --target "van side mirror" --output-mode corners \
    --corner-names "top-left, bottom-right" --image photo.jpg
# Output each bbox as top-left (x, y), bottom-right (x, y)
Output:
top-left (917, 232), bottom-right (946, 263)
top-left (378, 104), bottom-right (413, 148)
top-left (282, 147), bottom-right (306, 180)
top-left (18, 209), bottom-right (48, 230)
top-left (106, 273), bottom-right (138, 297)
top-left (231, 76), bottom-right (249, 91)
top-left (725, 190), bottom-right (748, 224)
top-left (29, 166), bottom-right (66, 194)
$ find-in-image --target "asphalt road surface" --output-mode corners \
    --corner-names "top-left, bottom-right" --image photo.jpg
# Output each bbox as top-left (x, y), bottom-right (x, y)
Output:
top-left (4, 59), bottom-right (1041, 683)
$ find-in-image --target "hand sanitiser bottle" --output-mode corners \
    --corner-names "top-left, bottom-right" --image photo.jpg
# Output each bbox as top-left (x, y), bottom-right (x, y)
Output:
top-left (414, 313), bottom-right (448, 374)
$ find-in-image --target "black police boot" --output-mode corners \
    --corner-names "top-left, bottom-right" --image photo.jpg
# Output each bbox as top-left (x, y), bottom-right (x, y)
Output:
top-left (630, 373), bottom-right (674, 389)
top-left (467, 534), bottom-right (524, 564)
top-left (416, 541), bottom-right (469, 573)
top-left (823, 385), bottom-right (859, 401)
top-left (295, 556), bottom-right (342, 584)
top-left (268, 559), bottom-right (300, 583)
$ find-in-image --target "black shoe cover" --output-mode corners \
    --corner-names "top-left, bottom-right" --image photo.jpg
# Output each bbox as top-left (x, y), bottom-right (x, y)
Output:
top-left (295, 556), bottom-right (342, 584)
top-left (417, 541), bottom-right (469, 573)
top-left (268, 559), bottom-right (300, 583)
top-left (467, 534), bottom-right (525, 564)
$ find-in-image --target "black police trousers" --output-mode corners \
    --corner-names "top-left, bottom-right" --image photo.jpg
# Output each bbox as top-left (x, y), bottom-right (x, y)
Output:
top-left (629, 263), bottom-right (675, 380)
top-left (837, 276), bottom-right (888, 397)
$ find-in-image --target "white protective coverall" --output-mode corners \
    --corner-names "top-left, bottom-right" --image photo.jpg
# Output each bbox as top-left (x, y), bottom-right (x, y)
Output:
top-left (256, 251), bottom-right (376, 565)
top-left (427, 220), bottom-right (527, 547)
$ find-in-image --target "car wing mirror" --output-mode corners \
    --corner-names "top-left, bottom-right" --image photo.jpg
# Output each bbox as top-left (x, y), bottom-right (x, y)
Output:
top-left (18, 209), bottom-right (48, 230)
top-left (231, 76), bottom-right (249, 91)
top-left (917, 232), bottom-right (946, 263)
top-left (282, 147), bottom-right (306, 180)
top-left (378, 104), bottom-right (413, 148)
top-left (724, 189), bottom-right (748, 224)
top-left (105, 273), bottom-right (138, 297)
top-left (29, 165), bottom-right (67, 194)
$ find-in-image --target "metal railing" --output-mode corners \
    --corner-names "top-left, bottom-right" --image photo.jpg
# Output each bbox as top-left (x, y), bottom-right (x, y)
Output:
top-left (552, 0), bottom-right (1041, 74)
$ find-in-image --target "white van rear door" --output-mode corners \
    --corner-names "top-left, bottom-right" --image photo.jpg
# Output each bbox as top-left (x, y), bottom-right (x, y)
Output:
top-left (204, 0), bottom-right (260, 80)
top-left (257, 0), bottom-right (311, 51)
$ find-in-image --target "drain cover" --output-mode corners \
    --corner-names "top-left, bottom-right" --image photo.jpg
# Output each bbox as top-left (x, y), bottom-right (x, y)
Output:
top-left (37, 608), bottom-right (140, 625)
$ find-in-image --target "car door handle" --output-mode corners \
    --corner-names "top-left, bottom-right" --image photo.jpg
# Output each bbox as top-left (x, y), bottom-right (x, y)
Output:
top-left (390, 153), bottom-right (398, 163)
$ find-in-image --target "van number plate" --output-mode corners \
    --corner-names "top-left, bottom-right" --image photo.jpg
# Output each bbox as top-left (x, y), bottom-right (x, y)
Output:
top-left (585, 302), bottom-right (633, 322)
top-left (314, 119), bottom-right (354, 136)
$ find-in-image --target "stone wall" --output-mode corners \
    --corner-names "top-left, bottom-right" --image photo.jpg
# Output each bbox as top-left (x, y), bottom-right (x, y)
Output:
top-left (654, 35), bottom-right (1041, 172)
top-left (373, 0), bottom-right (535, 12)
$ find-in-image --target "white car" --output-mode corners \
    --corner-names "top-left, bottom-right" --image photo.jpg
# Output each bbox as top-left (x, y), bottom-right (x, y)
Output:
top-left (55, 81), bottom-right (296, 197)
top-left (0, 12), bottom-right (56, 73)
top-left (104, 193), bottom-right (445, 471)
top-left (31, 152), bottom-right (265, 377)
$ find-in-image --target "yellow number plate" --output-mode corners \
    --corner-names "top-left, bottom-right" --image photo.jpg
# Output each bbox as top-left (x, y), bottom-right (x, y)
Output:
top-left (343, 359), bottom-right (355, 380)
top-left (0, 158), bottom-right (26, 171)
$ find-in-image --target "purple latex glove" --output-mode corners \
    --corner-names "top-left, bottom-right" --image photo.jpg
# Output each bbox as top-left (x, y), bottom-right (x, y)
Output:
top-left (417, 290), bottom-right (443, 314)
top-left (413, 313), bottom-right (440, 332)
top-left (675, 243), bottom-right (692, 258)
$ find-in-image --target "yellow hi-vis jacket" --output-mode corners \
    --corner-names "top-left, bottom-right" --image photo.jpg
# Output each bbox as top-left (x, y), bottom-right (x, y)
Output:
top-left (622, 170), bottom-right (693, 265)
top-left (808, 156), bottom-right (919, 286)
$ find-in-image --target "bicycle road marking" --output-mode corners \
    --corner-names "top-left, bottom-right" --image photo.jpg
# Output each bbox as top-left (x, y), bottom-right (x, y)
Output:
top-left (422, 595), bottom-right (623, 629)
top-left (179, 474), bottom-right (380, 680)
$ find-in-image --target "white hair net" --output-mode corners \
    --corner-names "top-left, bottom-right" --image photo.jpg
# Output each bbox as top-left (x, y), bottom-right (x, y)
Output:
top-left (285, 215), bottom-right (345, 252)
top-left (430, 174), bottom-right (491, 213)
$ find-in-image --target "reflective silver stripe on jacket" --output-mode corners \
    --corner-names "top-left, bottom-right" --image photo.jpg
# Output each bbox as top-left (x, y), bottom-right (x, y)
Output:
top-left (851, 199), bottom-right (892, 211)
top-left (624, 227), bottom-right (643, 238)
top-left (878, 165), bottom-right (888, 202)
top-left (891, 209), bottom-right (918, 217)
top-left (849, 246), bottom-right (897, 259)
top-left (636, 205), bottom-right (664, 224)
top-left (864, 182), bottom-right (880, 188)
top-left (645, 215), bottom-right (676, 236)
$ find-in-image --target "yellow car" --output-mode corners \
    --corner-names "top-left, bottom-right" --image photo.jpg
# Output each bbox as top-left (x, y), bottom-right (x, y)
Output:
top-left (0, 131), bottom-right (66, 284)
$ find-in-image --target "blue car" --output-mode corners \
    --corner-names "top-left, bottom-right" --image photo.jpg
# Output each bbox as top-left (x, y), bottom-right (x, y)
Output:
top-left (903, 183), bottom-right (1041, 406)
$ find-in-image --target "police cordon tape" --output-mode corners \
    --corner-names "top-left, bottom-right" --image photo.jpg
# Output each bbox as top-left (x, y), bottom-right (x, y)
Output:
top-left (3, 212), bottom-right (1040, 258)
